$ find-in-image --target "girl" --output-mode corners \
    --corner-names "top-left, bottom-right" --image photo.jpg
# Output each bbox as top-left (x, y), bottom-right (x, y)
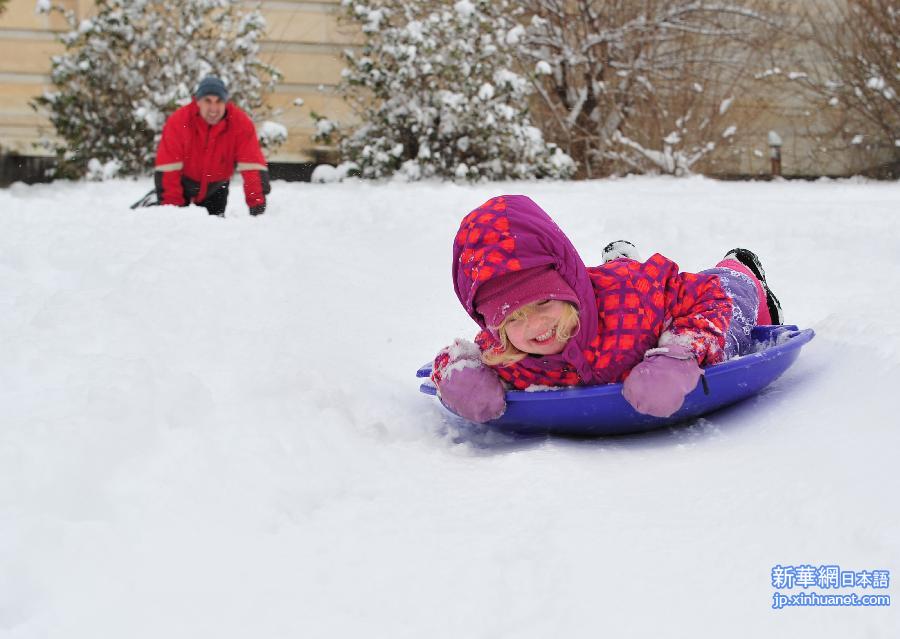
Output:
top-left (431, 195), bottom-right (783, 423)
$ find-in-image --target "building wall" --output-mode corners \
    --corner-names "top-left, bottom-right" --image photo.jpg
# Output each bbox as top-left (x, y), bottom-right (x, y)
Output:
top-left (0, 0), bottom-right (357, 163)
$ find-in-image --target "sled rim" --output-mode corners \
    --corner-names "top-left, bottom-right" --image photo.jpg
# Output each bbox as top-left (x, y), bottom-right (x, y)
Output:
top-left (417, 327), bottom-right (815, 401)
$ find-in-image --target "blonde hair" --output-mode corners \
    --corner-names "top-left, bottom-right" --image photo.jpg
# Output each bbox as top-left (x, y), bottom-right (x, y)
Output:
top-left (481, 301), bottom-right (580, 366)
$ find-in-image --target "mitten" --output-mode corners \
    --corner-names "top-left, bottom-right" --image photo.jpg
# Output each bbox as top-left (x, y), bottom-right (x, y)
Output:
top-left (432, 339), bottom-right (506, 423)
top-left (249, 204), bottom-right (266, 216)
top-left (622, 344), bottom-right (702, 418)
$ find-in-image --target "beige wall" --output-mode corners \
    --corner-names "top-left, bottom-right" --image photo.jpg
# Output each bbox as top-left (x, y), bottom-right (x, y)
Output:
top-left (0, 0), bottom-right (357, 162)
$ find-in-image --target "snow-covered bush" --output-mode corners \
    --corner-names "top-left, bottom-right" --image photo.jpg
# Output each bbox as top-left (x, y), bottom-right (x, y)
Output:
top-left (310, 161), bottom-right (359, 183)
top-left (258, 120), bottom-right (289, 152)
top-left (331, 0), bottom-right (574, 181)
top-left (34, 0), bottom-right (282, 177)
top-left (85, 158), bottom-right (122, 181)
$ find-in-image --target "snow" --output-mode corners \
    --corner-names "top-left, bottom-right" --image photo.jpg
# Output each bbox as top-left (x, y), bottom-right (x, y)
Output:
top-left (454, 0), bottom-right (475, 18)
top-left (505, 24), bottom-right (525, 45)
top-left (85, 158), bottom-right (122, 181)
top-left (614, 131), bottom-right (715, 176)
top-left (2, 177), bottom-right (899, 637)
top-left (549, 147), bottom-right (576, 173)
top-left (446, 338), bottom-right (481, 362)
top-left (866, 76), bottom-right (886, 91)
top-left (257, 121), bottom-right (288, 147)
top-left (664, 131), bottom-right (682, 145)
top-left (314, 118), bottom-right (335, 137)
top-left (404, 20), bottom-right (424, 41)
top-left (719, 96), bottom-right (734, 115)
top-left (755, 67), bottom-right (781, 79)
top-left (310, 164), bottom-right (340, 183)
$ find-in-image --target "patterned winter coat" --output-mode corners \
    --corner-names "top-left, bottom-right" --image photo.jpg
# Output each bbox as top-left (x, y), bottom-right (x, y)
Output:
top-left (154, 101), bottom-right (269, 209)
top-left (433, 195), bottom-right (733, 390)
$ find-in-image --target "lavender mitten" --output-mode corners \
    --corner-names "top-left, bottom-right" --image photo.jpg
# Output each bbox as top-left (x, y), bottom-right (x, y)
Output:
top-left (437, 364), bottom-right (507, 423)
top-left (622, 345), bottom-right (702, 418)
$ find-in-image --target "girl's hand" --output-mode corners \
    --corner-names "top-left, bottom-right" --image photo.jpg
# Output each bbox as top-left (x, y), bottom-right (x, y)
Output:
top-left (622, 345), bottom-right (702, 418)
top-left (437, 364), bottom-right (507, 423)
top-left (432, 339), bottom-right (506, 423)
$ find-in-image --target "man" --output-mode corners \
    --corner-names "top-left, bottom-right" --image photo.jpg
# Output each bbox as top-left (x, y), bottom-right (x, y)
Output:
top-left (154, 76), bottom-right (270, 216)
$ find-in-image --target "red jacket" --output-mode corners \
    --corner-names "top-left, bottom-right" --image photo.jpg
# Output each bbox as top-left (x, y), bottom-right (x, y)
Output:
top-left (471, 254), bottom-right (732, 390)
top-left (154, 101), bottom-right (268, 209)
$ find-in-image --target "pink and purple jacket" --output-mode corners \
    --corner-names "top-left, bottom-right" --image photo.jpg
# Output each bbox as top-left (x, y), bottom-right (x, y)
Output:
top-left (432, 195), bottom-right (733, 390)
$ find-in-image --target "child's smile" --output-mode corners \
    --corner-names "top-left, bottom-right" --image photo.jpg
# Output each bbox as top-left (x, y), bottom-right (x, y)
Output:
top-left (504, 299), bottom-right (569, 355)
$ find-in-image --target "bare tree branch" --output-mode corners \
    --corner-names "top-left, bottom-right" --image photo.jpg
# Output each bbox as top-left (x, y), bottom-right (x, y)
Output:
top-left (518, 0), bottom-right (788, 176)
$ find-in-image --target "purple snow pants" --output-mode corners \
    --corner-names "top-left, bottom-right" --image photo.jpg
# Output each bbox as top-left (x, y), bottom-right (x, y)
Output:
top-left (702, 267), bottom-right (760, 359)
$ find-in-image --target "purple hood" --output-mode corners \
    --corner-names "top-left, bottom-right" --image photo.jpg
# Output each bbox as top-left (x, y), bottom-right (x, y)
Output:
top-left (452, 195), bottom-right (600, 382)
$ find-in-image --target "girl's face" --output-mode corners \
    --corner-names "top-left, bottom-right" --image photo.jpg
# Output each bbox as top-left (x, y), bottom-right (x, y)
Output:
top-left (503, 300), bottom-right (570, 356)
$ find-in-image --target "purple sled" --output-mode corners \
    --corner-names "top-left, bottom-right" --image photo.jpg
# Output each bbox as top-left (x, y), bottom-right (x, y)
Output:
top-left (416, 325), bottom-right (815, 436)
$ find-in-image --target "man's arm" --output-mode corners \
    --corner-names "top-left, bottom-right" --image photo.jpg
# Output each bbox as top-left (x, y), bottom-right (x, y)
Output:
top-left (235, 116), bottom-right (270, 215)
top-left (154, 115), bottom-right (186, 206)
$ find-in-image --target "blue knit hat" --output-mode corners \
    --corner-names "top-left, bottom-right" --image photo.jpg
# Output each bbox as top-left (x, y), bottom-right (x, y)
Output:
top-left (195, 76), bottom-right (228, 101)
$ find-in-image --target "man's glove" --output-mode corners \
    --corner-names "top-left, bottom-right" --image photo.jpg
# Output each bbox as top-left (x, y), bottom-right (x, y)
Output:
top-left (249, 204), bottom-right (266, 216)
top-left (622, 345), bottom-right (702, 417)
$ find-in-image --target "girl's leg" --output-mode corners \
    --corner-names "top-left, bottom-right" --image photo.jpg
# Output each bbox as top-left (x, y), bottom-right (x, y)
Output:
top-left (716, 258), bottom-right (773, 324)
top-left (702, 267), bottom-right (760, 358)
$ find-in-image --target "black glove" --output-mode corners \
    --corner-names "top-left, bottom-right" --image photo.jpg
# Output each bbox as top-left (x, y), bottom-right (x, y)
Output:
top-left (249, 204), bottom-right (266, 216)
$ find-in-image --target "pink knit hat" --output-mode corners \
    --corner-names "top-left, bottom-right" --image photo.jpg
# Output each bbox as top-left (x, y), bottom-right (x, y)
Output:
top-left (474, 265), bottom-right (579, 328)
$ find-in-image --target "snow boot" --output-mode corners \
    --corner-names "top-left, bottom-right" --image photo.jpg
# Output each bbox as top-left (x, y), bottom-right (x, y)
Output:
top-left (723, 248), bottom-right (784, 324)
top-left (602, 240), bottom-right (642, 263)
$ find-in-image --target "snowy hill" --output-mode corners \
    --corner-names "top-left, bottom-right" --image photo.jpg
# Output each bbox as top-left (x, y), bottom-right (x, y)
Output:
top-left (1, 177), bottom-right (898, 637)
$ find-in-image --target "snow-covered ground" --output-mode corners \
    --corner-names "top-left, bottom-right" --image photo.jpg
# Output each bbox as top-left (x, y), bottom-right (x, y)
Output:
top-left (1, 177), bottom-right (898, 637)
